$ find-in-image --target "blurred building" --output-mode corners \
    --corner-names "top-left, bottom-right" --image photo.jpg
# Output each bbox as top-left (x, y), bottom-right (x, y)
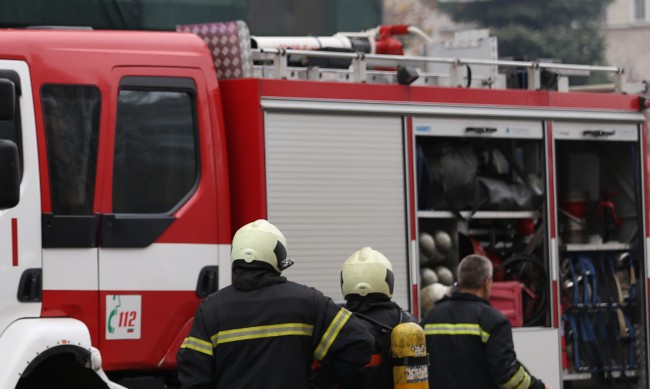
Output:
top-left (385, 0), bottom-right (650, 85)
top-left (603, 0), bottom-right (650, 83)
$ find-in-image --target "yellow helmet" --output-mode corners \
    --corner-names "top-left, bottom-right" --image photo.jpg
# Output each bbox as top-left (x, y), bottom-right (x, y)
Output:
top-left (341, 247), bottom-right (394, 299)
top-left (230, 219), bottom-right (294, 273)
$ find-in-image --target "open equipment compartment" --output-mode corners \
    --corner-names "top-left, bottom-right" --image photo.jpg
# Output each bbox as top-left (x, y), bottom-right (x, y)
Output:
top-left (414, 116), bottom-right (551, 328)
top-left (553, 121), bottom-right (648, 388)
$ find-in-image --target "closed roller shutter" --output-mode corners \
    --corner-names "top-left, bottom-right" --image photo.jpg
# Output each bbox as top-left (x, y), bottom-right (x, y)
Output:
top-left (265, 112), bottom-right (409, 308)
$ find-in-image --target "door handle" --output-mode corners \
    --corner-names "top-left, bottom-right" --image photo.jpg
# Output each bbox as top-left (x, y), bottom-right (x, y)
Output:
top-left (583, 130), bottom-right (615, 137)
top-left (17, 268), bottom-right (42, 302)
top-left (466, 127), bottom-right (497, 134)
top-left (196, 266), bottom-right (219, 298)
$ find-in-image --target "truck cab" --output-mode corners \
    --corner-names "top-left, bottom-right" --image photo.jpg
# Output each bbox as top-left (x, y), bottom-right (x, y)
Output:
top-left (0, 30), bottom-right (231, 388)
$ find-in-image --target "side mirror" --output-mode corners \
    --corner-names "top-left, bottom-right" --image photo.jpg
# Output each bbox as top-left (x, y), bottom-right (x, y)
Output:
top-left (0, 78), bottom-right (16, 120)
top-left (0, 140), bottom-right (20, 209)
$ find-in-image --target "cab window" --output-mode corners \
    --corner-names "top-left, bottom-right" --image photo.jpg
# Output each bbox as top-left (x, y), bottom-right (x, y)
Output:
top-left (42, 84), bottom-right (101, 215)
top-left (112, 77), bottom-right (199, 214)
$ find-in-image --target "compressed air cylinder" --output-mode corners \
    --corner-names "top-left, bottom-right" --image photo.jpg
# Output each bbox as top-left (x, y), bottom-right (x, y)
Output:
top-left (391, 322), bottom-right (429, 389)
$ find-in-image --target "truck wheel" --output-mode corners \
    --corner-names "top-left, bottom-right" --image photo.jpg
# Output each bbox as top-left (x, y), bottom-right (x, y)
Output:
top-left (16, 352), bottom-right (109, 389)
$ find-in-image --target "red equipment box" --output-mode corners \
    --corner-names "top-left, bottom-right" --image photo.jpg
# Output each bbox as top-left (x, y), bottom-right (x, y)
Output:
top-left (489, 281), bottom-right (523, 327)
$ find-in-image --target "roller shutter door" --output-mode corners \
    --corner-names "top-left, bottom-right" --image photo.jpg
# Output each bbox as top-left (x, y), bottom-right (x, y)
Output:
top-left (265, 112), bottom-right (409, 308)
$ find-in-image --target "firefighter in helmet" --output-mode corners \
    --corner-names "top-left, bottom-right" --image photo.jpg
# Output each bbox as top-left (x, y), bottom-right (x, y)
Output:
top-left (177, 219), bottom-right (373, 389)
top-left (338, 247), bottom-right (415, 389)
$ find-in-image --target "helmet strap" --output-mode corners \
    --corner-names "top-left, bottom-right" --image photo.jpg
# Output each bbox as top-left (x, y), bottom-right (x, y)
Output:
top-left (278, 257), bottom-right (295, 271)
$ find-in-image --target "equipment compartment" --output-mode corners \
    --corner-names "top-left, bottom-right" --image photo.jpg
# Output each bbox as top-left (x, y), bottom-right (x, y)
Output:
top-left (554, 121), bottom-right (647, 388)
top-left (414, 117), bottom-right (551, 328)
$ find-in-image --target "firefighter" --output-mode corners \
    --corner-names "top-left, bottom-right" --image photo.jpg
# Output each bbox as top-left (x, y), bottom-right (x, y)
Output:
top-left (176, 219), bottom-right (374, 389)
top-left (421, 254), bottom-right (549, 389)
top-left (338, 247), bottom-right (416, 389)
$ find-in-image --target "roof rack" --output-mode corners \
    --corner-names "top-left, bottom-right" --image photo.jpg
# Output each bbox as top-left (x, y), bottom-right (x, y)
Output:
top-left (177, 20), bottom-right (640, 94)
top-left (251, 48), bottom-right (627, 93)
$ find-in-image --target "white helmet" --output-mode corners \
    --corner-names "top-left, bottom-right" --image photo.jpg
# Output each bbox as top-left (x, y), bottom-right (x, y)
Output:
top-left (230, 219), bottom-right (294, 273)
top-left (420, 283), bottom-right (451, 315)
top-left (341, 247), bottom-right (394, 299)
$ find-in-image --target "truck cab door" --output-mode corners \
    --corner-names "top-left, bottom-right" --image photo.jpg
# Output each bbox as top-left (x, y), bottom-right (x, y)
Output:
top-left (0, 62), bottom-right (43, 333)
top-left (39, 83), bottom-right (104, 344)
top-left (97, 67), bottom-right (222, 369)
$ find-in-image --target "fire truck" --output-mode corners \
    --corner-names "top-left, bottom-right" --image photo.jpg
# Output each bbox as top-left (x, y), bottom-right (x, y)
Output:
top-left (0, 20), bottom-right (647, 388)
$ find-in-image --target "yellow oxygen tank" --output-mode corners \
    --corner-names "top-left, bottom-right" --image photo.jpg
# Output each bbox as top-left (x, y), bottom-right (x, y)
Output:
top-left (391, 322), bottom-right (429, 389)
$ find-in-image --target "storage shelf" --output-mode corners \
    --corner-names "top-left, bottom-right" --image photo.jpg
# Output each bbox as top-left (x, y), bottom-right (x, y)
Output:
top-left (562, 242), bottom-right (631, 252)
top-left (417, 210), bottom-right (538, 219)
top-left (562, 371), bottom-right (592, 381)
top-left (568, 302), bottom-right (628, 310)
top-left (563, 369), bottom-right (638, 381)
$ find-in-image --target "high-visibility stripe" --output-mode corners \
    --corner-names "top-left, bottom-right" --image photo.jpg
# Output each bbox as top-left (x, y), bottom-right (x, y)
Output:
top-left (314, 308), bottom-right (352, 360)
top-left (211, 323), bottom-right (314, 346)
top-left (181, 336), bottom-right (214, 356)
top-left (424, 323), bottom-right (490, 343)
top-left (501, 366), bottom-right (525, 389)
top-left (500, 365), bottom-right (532, 389)
top-left (514, 373), bottom-right (531, 389)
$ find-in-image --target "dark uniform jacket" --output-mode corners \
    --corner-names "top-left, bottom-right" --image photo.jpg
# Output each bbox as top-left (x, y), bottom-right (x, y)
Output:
top-left (339, 299), bottom-right (416, 389)
top-left (422, 292), bottom-right (545, 389)
top-left (176, 269), bottom-right (374, 389)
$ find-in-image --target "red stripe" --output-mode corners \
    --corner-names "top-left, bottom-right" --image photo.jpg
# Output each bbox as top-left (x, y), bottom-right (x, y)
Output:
top-left (406, 117), bottom-right (419, 319)
top-left (412, 284), bottom-right (419, 319)
top-left (642, 123), bottom-right (650, 237)
top-left (11, 218), bottom-right (18, 266)
top-left (407, 116), bottom-right (416, 239)
top-left (546, 122), bottom-right (556, 238)
top-left (547, 122), bottom-right (559, 328)
top-left (365, 354), bottom-right (382, 367)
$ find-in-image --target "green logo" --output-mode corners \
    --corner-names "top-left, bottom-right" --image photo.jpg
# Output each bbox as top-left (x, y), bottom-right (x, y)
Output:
top-left (107, 295), bottom-right (121, 334)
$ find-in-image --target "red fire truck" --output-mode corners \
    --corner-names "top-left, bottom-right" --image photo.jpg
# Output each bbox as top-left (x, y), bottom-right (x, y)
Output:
top-left (0, 21), bottom-right (647, 388)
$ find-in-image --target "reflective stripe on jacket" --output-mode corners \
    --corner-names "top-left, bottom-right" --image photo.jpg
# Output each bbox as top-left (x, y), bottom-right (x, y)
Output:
top-left (177, 280), bottom-right (373, 389)
top-left (422, 292), bottom-right (545, 389)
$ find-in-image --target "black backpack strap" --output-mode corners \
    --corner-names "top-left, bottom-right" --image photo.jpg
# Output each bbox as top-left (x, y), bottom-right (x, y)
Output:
top-left (399, 310), bottom-right (410, 324)
top-left (352, 311), bottom-right (394, 332)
